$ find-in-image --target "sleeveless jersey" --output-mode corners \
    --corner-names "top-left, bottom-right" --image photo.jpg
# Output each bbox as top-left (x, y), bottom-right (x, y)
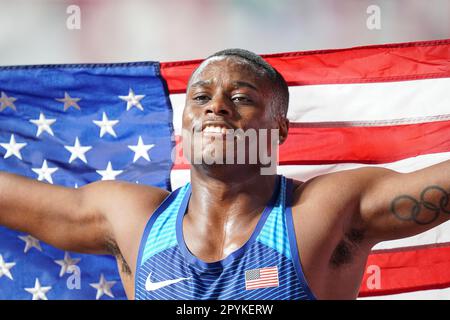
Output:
top-left (135, 175), bottom-right (316, 300)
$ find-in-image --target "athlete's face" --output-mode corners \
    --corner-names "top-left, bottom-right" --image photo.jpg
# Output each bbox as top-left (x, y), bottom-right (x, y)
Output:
top-left (181, 57), bottom-right (286, 166)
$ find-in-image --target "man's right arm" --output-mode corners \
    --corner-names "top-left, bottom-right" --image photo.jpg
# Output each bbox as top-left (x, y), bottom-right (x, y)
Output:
top-left (0, 171), bottom-right (168, 259)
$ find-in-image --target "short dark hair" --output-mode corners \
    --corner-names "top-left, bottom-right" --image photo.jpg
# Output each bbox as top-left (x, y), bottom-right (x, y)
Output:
top-left (191, 48), bottom-right (289, 119)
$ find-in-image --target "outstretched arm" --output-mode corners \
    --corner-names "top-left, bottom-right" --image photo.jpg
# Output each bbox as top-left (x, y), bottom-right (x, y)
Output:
top-left (0, 171), bottom-right (106, 253)
top-left (0, 171), bottom-right (168, 264)
top-left (357, 160), bottom-right (450, 243)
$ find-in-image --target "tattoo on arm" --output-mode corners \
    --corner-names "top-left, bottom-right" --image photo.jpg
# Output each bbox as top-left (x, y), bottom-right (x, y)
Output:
top-left (390, 185), bottom-right (450, 225)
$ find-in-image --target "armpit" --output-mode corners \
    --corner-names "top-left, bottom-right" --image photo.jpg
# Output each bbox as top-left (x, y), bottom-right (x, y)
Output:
top-left (105, 237), bottom-right (132, 275)
top-left (329, 229), bottom-right (365, 268)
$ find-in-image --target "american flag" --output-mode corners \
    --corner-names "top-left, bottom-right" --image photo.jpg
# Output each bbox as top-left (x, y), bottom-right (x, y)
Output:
top-left (1, 39), bottom-right (450, 300)
top-left (0, 62), bottom-right (174, 299)
top-left (245, 266), bottom-right (279, 290)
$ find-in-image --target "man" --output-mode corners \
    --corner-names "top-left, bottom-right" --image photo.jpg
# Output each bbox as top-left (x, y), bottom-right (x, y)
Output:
top-left (1, 49), bottom-right (449, 300)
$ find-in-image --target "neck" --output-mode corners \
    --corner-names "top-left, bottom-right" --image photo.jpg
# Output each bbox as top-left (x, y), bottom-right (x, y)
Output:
top-left (188, 164), bottom-right (278, 220)
top-left (182, 165), bottom-right (279, 262)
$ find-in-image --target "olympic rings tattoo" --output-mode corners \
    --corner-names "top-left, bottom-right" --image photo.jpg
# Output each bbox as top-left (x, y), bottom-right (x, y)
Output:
top-left (390, 185), bottom-right (450, 225)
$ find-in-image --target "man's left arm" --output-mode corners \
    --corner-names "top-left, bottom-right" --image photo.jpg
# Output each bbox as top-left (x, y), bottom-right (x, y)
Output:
top-left (356, 160), bottom-right (450, 243)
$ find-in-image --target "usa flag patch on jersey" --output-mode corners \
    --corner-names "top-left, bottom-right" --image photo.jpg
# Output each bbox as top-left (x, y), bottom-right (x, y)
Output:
top-left (245, 266), bottom-right (279, 290)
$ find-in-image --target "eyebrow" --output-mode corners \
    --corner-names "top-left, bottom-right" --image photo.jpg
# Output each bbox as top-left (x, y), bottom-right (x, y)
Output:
top-left (190, 80), bottom-right (259, 91)
top-left (232, 81), bottom-right (258, 91)
top-left (190, 80), bottom-right (212, 88)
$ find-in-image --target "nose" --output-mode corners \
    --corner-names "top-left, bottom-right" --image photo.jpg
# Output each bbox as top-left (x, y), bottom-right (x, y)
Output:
top-left (204, 95), bottom-right (232, 117)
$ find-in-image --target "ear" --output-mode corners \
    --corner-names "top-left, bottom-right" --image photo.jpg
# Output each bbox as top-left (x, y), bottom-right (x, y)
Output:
top-left (278, 117), bottom-right (289, 145)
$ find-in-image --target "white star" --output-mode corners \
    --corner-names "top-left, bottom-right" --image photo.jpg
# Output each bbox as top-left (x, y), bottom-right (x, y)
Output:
top-left (118, 88), bottom-right (145, 111)
top-left (55, 92), bottom-right (81, 111)
top-left (93, 112), bottom-right (119, 138)
top-left (64, 137), bottom-right (92, 164)
top-left (54, 252), bottom-right (81, 277)
top-left (25, 278), bottom-right (52, 300)
top-left (18, 235), bottom-right (42, 253)
top-left (0, 134), bottom-right (27, 160)
top-left (96, 162), bottom-right (123, 181)
top-left (32, 159), bottom-right (58, 184)
top-left (29, 113), bottom-right (56, 137)
top-left (128, 136), bottom-right (154, 163)
top-left (90, 274), bottom-right (116, 300)
top-left (0, 91), bottom-right (17, 111)
top-left (0, 254), bottom-right (16, 280)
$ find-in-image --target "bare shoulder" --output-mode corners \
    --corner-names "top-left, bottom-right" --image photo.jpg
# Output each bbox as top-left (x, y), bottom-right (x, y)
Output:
top-left (80, 180), bottom-right (170, 287)
top-left (80, 180), bottom-right (170, 215)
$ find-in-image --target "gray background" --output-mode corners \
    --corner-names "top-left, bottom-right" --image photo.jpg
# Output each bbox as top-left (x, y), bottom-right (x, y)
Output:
top-left (0, 0), bottom-right (448, 65)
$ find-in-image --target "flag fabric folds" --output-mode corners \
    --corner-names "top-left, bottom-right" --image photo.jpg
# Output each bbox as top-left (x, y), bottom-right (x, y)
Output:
top-left (0, 62), bottom-right (174, 299)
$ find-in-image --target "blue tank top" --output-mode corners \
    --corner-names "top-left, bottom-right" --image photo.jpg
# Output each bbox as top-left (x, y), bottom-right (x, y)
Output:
top-left (134, 175), bottom-right (316, 300)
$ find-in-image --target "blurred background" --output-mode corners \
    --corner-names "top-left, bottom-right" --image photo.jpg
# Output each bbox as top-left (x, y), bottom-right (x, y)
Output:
top-left (0, 0), bottom-right (448, 65)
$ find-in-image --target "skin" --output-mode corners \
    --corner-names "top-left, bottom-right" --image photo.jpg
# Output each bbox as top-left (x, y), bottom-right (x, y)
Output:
top-left (1, 56), bottom-right (450, 300)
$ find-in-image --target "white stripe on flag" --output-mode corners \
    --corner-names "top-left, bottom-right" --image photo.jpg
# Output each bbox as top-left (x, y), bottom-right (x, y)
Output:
top-left (172, 151), bottom-right (450, 190)
top-left (286, 78), bottom-right (450, 123)
top-left (358, 287), bottom-right (450, 300)
top-left (278, 152), bottom-right (450, 182)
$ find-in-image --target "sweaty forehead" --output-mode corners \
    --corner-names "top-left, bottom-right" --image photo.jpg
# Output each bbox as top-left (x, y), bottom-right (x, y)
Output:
top-left (188, 56), bottom-right (268, 89)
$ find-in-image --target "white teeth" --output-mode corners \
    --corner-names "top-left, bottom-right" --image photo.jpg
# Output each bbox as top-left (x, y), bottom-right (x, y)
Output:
top-left (203, 125), bottom-right (228, 133)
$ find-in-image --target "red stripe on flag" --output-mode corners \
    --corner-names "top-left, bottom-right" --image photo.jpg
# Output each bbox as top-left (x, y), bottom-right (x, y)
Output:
top-left (161, 39), bottom-right (450, 93)
top-left (171, 119), bottom-right (450, 169)
top-left (281, 120), bottom-right (450, 164)
top-left (359, 244), bottom-right (450, 297)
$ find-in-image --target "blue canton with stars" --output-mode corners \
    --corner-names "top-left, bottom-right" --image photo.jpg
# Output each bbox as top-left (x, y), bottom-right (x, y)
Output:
top-left (0, 62), bottom-right (174, 299)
